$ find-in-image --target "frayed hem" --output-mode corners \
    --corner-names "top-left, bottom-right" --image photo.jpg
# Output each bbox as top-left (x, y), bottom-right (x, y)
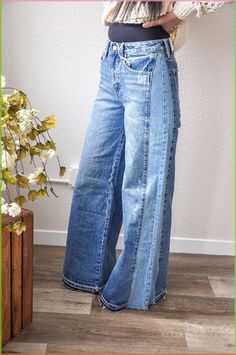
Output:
top-left (61, 274), bottom-right (105, 294)
top-left (99, 294), bottom-right (127, 312)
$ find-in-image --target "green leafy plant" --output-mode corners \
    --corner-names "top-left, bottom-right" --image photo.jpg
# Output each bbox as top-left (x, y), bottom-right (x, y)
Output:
top-left (1, 75), bottom-right (66, 235)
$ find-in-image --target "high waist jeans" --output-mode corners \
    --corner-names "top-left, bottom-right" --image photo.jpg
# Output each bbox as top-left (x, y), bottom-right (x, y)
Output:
top-left (62, 37), bottom-right (181, 311)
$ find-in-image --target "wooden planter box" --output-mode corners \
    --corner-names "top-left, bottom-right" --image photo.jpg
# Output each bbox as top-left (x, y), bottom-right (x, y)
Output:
top-left (2, 208), bottom-right (33, 347)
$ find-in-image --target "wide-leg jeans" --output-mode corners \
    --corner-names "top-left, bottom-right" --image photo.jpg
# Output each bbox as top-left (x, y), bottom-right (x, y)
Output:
top-left (62, 37), bottom-right (181, 311)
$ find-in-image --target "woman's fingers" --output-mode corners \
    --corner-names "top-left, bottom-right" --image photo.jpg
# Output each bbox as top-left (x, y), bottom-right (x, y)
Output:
top-left (142, 18), bottom-right (161, 28)
top-left (142, 12), bottom-right (182, 33)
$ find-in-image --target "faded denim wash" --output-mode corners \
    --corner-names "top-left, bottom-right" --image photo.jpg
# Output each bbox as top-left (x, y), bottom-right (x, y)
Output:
top-left (62, 37), bottom-right (181, 311)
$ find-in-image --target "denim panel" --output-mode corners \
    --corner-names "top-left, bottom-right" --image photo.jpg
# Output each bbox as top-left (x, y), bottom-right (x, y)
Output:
top-left (62, 37), bottom-right (181, 311)
top-left (62, 60), bottom-right (125, 290)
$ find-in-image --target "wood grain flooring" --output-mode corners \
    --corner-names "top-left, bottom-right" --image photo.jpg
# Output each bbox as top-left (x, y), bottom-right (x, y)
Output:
top-left (3, 245), bottom-right (234, 354)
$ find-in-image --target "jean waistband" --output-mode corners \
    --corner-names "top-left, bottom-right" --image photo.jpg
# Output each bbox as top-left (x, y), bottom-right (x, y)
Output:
top-left (108, 22), bottom-right (170, 43)
top-left (103, 37), bottom-right (174, 59)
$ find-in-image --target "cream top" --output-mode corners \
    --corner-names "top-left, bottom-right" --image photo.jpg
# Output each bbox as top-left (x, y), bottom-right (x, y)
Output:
top-left (101, 1), bottom-right (230, 51)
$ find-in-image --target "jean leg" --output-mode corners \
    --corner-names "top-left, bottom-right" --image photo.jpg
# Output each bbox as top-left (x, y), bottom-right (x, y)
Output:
top-left (100, 46), bottom-right (180, 310)
top-left (62, 61), bottom-right (125, 292)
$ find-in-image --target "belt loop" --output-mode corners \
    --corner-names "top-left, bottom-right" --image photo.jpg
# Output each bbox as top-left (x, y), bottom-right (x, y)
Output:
top-left (163, 38), bottom-right (171, 58)
top-left (122, 42), bottom-right (125, 57)
top-left (164, 38), bottom-right (174, 58)
top-left (169, 37), bottom-right (175, 54)
top-left (118, 41), bottom-right (124, 57)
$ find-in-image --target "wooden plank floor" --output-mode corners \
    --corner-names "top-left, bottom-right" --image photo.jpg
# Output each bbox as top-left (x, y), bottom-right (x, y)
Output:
top-left (3, 245), bottom-right (234, 354)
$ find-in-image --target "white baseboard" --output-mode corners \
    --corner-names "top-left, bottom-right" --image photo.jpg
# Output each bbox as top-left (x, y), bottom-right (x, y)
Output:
top-left (33, 229), bottom-right (234, 256)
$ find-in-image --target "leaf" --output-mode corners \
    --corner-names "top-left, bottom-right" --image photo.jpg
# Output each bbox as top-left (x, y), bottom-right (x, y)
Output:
top-left (17, 146), bottom-right (27, 160)
top-left (2, 113), bottom-right (11, 123)
top-left (41, 115), bottom-right (56, 130)
top-left (29, 146), bottom-right (41, 156)
top-left (14, 195), bottom-right (27, 206)
top-left (9, 124), bottom-right (21, 135)
top-left (3, 169), bottom-right (17, 184)
top-left (16, 173), bottom-right (29, 188)
top-left (46, 140), bottom-right (56, 150)
top-left (35, 142), bottom-right (48, 151)
top-left (36, 172), bottom-right (47, 184)
top-left (43, 141), bottom-right (56, 150)
top-left (2, 136), bottom-right (15, 154)
top-left (7, 90), bottom-right (28, 112)
top-left (59, 166), bottom-right (66, 177)
top-left (36, 124), bottom-right (48, 133)
top-left (6, 92), bottom-right (18, 106)
top-left (37, 188), bottom-right (48, 197)
top-left (12, 221), bottom-right (27, 235)
top-left (28, 190), bottom-right (38, 201)
top-left (18, 91), bottom-right (28, 108)
top-left (27, 127), bottom-right (39, 141)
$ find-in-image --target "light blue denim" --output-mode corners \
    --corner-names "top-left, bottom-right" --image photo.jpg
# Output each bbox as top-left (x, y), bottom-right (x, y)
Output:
top-left (62, 37), bottom-right (181, 311)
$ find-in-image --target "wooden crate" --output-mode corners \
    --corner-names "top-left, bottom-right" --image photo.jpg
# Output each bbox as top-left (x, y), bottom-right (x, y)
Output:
top-left (2, 208), bottom-right (33, 347)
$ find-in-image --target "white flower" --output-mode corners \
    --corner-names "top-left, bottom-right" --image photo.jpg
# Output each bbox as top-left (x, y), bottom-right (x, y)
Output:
top-left (18, 121), bottom-right (32, 134)
top-left (47, 149), bottom-right (56, 159)
top-left (1, 75), bottom-right (6, 88)
top-left (40, 149), bottom-right (56, 163)
top-left (2, 150), bottom-right (17, 170)
top-left (15, 109), bottom-right (32, 121)
top-left (28, 167), bottom-right (44, 185)
top-left (14, 139), bottom-right (20, 151)
top-left (39, 151), bottom-right (49, 163)
top-left (16, 109), bottom-right (32, 134)
top-left (1, 203), bottom-right (9, 214)
top-left (1, 197), bottom-right (9, 214)
top-left (28, 174), bottom-right (37, 185)
top-left (8, 202), bottom-right (21, 217)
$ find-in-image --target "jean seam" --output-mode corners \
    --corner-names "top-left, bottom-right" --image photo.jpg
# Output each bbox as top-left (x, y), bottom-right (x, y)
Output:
top-left (169, 65), bottom-right (181, 128)
top-left (153, 131), bottom-right (175, 294)
top-left (124, 83), bottom-right (152, 308)
top-left (144, 55), bottom-right (168, 308)
top-left (95, 127), bottom-right (125, 284)
top-left (144, 68), bottom-right (158, 308)
top-left (152, 62), bottom-right (179, 299)
top-left (106, 51), bottom-right (123, 102)
top-left (158, 126), bottom-right (177, 263)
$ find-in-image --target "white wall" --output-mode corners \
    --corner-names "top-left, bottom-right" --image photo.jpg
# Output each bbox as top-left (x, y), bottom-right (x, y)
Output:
top-left (2, 2), bottom-right (234, 255)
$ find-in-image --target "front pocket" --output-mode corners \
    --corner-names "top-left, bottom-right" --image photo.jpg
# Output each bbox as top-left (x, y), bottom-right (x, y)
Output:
top-left (122, 51), bottom-right (157, 75)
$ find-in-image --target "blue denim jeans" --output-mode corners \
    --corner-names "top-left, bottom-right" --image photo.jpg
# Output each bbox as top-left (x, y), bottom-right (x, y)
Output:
top-left (62, 37), bottom-right (181, 311)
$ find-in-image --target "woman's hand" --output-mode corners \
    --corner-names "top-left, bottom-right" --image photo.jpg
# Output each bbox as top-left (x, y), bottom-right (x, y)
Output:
top-left (142, 11), bottom-right (182, 34)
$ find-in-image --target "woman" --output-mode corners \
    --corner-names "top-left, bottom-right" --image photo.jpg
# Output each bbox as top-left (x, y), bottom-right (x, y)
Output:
top-left (62, 1), bottom-right (228, 311)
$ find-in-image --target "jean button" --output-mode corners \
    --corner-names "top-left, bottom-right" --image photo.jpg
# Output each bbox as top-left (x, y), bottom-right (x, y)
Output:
top-left (112, 45), bottom-right (117, 51)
